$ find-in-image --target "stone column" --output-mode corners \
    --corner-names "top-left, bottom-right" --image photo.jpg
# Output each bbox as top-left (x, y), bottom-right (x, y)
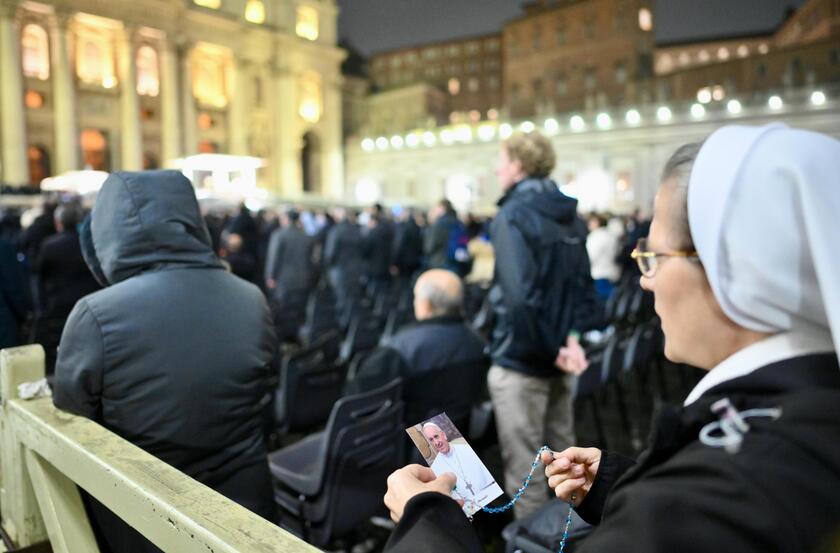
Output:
top-left (117, 26), bottom-right (142, 170)
top-left (229, 56), bottom-right (250, 156)
top-left (270, 60), bottom-right (300, 195)
top-left (321, 75), bottom-right (344, 199)
top-left (50, 8), bottom-right (79, 174)
top-left (179, 41), bottom-right (197, 156)
top-left (159, 37), bottom-right (182, 164)
top-left (0, 0), bottom-right (29, 185)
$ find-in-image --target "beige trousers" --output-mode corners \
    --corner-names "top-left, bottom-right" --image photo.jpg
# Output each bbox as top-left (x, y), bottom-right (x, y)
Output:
top-left (487, 365), bottom-right (576, 519)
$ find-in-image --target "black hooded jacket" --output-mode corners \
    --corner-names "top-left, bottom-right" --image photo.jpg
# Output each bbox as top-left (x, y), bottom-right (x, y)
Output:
top-left (489, 178), bottom-right (598, 377)
top-left (53, 171), bottom-right (277, 551)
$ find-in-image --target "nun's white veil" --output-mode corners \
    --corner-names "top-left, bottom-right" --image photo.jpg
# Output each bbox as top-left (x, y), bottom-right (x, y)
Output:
top-left (687, 124), bottom-right (840, 365)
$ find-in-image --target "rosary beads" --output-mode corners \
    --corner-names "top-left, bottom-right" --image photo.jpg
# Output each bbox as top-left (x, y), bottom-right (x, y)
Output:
top-left (481, 445), bottom-right (576, 553)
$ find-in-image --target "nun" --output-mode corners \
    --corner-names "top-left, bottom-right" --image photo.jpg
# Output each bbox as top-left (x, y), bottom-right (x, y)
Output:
top-left (382, 124), bottom-right (840, 553)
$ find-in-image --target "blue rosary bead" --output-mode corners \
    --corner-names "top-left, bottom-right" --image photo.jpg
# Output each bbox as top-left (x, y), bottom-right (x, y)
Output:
top-left (481, 445), bottom-right (576, 553)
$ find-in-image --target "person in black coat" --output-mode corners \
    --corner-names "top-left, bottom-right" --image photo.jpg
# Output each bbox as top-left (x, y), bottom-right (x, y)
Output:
top-left (324, 208), bottom-right (364, 310)
top-left (52, 171), bottom-right (277, 553)
top-left (382, 126), bottom-right (840, 553)
top-left (362, 206), bottom-right (394, 294)
top-left (0, 236), bottom-right (31, 349)
top-left (383, 269), bottom-right (485, 376)
top-left (391, 208), bottom-right (423, 281)
top-left (264, 209), bottom-right (315, 301)
top-left (32, 203), bottom-right (100, 373)
top-left (226, 202), bottom-right (259, 258)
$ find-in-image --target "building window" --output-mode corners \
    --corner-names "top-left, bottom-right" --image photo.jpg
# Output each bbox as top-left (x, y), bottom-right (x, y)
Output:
top-left (448, 78), bottom-right (460, 95)
top-left (510, 83), bottom-right (520, 103)
top-left (194, 0), bottom-right (221, 8)
top-left (245, 0), bottom-right (265, 24)
top-left (406, 52), bottom-right (418, 65)
top-left (192, 52), bottom-right (227, 107)
top-left (468, 78), bottom-right (480, 92)
top-left (296, 5), bottom-right (319, 41)
top-left (390, 56), bottom-right (402, 68)
top-left (485, 39), bottom-right (500, 52)
top-left (447, 63), bottom-right (460, 75)
top-left (758, 43), bottom-right (769, 55)
top-left (657, 54), bottom-right (673, 73)
top-left (584, 19), bottom-right (596, 39)
top-left (584, 68), bottom-right (597, 91)
top-left (77, 38), bottom-right (117, 88)
top-left (485, 58), bottom-right (499, 70)
top-left (717, 47), bottom-right (730, 61)
top-left (423, 48), bottom-right (439, 60)
top-left (614, 61), bottom-right (627, 84)
top-left (638, 7), bottom-right (652, 31)
top-left (508, 38), bottom-right (519, 57)
top-left (555, 74), bottom-right (567, 96)
top-left (488, 76), bottom-right (500, 90)
top-left (466, 61), bottom-right (479, 73)
top-left (737, 44), bottom-right (749, 58)
top-left (532, 77), bottom-right (543, 98)
top-left (532, 24), bottom-right (541, 51)
top-left (136, 46), bottom-right (160, 97)
top-left (298, 71), bottom-right (321, 123)
top-left (465, 41), bottom-right (480, 55)
top-left (698, 49), bottom-right (710, 63)
top-left (447, 45), bottom-right (460, 57)
top-left (555, 20), bottom-right (566, 44)
top-left (21, 24), bottom-right (49, 80)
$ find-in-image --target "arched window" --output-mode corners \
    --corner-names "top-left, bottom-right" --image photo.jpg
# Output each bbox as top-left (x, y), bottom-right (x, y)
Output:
top-left (245, 0), bottom-right (265, 24)
top-left (296, 5), bottom-right (319, 41)
top-left (136, 46), bottom-right (159, 96)
top-left (77, 39), bottom-right (116, 87)
top-left (192, 52), bottom-right (228, 107)
top-left (21, 24), bottom-right (49, 80)
top-left (298, 71), bottom-right (321, 123)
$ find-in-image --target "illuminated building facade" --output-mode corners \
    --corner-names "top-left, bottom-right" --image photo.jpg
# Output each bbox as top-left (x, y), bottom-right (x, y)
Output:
top-left (0, 0), bottom-right (346, 198)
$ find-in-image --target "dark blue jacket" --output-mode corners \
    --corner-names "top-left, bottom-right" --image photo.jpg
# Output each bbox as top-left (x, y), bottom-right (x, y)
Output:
top-left (489, 178), bottom-right (598, 377)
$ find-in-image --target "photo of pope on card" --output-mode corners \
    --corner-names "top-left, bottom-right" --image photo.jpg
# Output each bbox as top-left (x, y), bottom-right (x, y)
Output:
top-left (406, 412), bottom-right (503, 517)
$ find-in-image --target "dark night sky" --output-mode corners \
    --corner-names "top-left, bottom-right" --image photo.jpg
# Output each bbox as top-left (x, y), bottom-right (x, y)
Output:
top-left (338, 0), bottom-right (806, 57)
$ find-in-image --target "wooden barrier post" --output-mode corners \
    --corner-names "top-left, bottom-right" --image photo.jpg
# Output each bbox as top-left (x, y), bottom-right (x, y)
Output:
top-left (0, 345), bottom-right (49, 547)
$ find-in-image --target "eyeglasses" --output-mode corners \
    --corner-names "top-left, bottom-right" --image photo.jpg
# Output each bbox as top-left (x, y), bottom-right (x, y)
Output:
top-left (630, 237), bottom-right (699, 277)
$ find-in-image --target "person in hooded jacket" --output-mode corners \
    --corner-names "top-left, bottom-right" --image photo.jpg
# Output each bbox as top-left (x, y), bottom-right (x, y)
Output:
top-left (487, 131), bottom-right (598, 519)
top-left (382, 125), bottom-right (840, 553)
top-left (52, 171), bottom-right (277, 553)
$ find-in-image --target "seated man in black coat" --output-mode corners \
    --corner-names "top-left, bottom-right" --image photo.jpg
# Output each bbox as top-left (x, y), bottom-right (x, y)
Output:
top-left (384, 269), bottom-right (486, 376)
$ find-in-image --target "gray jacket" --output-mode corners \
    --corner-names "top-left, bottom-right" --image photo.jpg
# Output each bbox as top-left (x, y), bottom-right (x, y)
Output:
top-left (53, 171), bottom-right (277, 540)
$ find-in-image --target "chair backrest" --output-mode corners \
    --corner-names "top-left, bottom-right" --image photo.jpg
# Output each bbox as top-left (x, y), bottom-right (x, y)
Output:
top-left (343, 347), bottom-right (406, 396)
top-left (600, 334), bottom-right (626, 384)
top-left (402, 357), bottom-right (489, 429)
top-left (281, 350), bottom-right (348, 432)
top-left (306, 379), bottom-right (404, 546)
top-left (304, 328), bottom-right (342, 364)
top-left (339, 315), bottom-right (385, 364)
top-left (380, 308), bottom-right (415, 344)
top-left (573, 345), bottom-right (605, 400)
top-left (622, 320), bottom-right (657, 375)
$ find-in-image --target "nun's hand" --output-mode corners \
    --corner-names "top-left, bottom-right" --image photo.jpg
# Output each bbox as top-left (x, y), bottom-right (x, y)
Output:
top-left (541, 447), bottom-right (601, 505)
top-left (384, 465), bottom-right (457, 523)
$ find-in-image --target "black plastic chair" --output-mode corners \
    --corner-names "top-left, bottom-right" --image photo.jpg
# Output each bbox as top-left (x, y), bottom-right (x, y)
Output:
top-left (338, 314), bottom-right (385, 365)
top-left (270, 379), bottom-right (404, 547)
top-left (573, 345), bottom-right (608, 448)
top-left (380, 307), bottom-right (415, 344)
top-left (275, 347), bottom-right (348, 434)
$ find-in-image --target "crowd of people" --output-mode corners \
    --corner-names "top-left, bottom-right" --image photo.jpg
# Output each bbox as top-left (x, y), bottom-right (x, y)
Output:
top-left (1, 123), bottom-right (837, 553)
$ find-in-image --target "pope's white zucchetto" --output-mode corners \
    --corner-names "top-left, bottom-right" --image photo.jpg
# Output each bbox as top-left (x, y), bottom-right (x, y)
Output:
top-left (688, 124), bottom-right (840, 357)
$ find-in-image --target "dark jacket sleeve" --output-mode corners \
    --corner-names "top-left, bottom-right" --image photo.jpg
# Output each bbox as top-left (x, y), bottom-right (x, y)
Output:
top-left (264, 229), bottom-right (282, 283)
top-left (52, 299), bottom-right (105, 421)
top-left (385, 492), bottom-right (483, 553)
top-left (578, 456), bottom-right (797, 553)
top-left (575, 450), bottom-right (636, 525)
